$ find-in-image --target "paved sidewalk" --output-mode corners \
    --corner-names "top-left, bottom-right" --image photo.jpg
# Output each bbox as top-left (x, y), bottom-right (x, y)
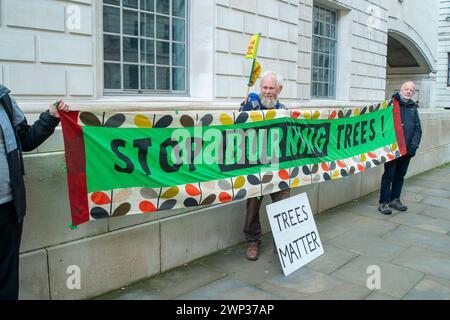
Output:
top-left (96, 164), bottom-right (450, 300)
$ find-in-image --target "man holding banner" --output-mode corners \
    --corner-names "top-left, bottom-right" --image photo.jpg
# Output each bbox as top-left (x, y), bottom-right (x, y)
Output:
top-left (239, 71), bottom-right (290, 261)
top-left (378, 81), bottom-right (422, 215)
top-left (0, 84), bottom-right (69, 299)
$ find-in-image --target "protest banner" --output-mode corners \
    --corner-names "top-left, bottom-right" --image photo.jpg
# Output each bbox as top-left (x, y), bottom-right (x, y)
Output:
top-left (60, 99), bottom-right (406, 225)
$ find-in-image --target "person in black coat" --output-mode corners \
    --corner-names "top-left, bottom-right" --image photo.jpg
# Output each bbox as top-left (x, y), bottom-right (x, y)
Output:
top-left (378, 81), bottom-right (422, 215)
top-left (0, 84), bottom-right (69, 299)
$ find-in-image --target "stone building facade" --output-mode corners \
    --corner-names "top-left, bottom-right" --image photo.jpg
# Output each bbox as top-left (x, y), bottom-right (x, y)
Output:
top-left (0, 0), bottom-right (449, 299)
top-left (0, 0), bottom-right (447, 109)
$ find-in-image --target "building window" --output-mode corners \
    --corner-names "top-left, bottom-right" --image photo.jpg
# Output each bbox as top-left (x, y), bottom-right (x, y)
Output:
top-left (448, 53), bottom-right (450, 87)
top-left (311, 5), bottom-right (337, 98)
top-left (103, 0), bottom-right (187, 94)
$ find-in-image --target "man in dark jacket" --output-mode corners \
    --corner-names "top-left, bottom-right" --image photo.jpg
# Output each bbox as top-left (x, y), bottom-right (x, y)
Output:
top-left (378, 81), bottom-right (422, 215)
top-left (239, 71), bottom-right (290, 261)
top-left (0, 84), bottom-right (69, 299)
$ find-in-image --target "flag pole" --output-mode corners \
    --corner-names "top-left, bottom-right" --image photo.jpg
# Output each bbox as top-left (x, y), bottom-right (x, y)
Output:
top-left (245, 59), bottom-right (257, 103)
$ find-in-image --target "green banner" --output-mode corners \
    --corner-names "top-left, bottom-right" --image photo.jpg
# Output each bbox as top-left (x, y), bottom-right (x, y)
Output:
top-left (84, 106), bottom-right (395, 193)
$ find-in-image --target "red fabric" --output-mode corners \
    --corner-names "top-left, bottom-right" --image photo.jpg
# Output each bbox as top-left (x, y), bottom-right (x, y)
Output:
top-left (60, 111), bottom-right (89, 225)
top-left (392, 99), bottom-right (407, 156)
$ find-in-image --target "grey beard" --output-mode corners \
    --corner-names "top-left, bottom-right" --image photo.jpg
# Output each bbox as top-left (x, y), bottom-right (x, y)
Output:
top-left (260, 97), bottom-right (277, 109)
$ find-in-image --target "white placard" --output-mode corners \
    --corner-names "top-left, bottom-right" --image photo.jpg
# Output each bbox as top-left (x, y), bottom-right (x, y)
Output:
top-left (266, 192), bottom-right (324, 276)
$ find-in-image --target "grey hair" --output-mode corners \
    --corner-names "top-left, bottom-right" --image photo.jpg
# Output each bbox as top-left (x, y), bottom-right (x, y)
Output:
top-left (260, 70), bottom-right (284, 88)
top-left (400, 81), bottom-right (416, 90)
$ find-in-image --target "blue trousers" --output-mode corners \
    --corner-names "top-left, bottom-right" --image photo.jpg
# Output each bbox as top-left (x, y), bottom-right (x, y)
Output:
top-left (379, 155), bottom-right (412, 204)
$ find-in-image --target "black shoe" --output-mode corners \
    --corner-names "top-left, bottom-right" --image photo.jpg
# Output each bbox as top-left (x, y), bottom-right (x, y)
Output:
top-left (389, 199), bottom-right (407, 211)
top-left (378, 203), bottom-right (392, 215)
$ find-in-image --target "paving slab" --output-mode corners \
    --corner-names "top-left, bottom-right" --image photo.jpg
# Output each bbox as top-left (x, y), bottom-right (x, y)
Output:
top-left (420, 206), bottom-right (450, 221)
top-left (350, 197), bottom-right (426, 216)
top-left (422, 196), bottom-right (450, 210)
top-left (305, 244), bottom-right (358, 274)
top-left (320, 209), bottom-right (399, 237)
top-left (421, 188), bottom-right (450, 199)
top-left (344, 203), bottom-right (402, 221)
top-left (364, 292), bottom-right (399, 300)
top-left (401, 191), bottom-right (424, 203)
top-left (329, 231), bottom-right (408, 262)
top-left (314, 222), bottom-right (350, 242)
top-left (314, 208), bottom-right (358, 223)
top-left (394, 201), bottom-right (427, 215)
top-left (331, 255), bottom-right (423, 298)
top-left (314, 210), bottom-right (356, 242)
top-left (391, 246), bottom-right (450, 280)
top-left (345, 215), bottom-right (399, 237)
top-left (96, 262), bottom-right (226, 300)
top-left (199, 236), bottom-right (282, 286)
top-left (258, 267), bottom-right (370, 300)
top-left (389, 212), bottom-right (450, 234)
top-left (96, 286), bottom-right (164, 300)
top-left (403, 278), bottom-right (450, 300)
top-left (176, 277), bottom-right (282, 300)
top-left (423, 274), bottom-right (450, 290)
top-left (383, 225), bottom-right (450, 254)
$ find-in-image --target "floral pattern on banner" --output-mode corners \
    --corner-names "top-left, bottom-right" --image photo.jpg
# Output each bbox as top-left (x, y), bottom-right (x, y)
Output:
top-left (87, 142), bottom-right (399, 221)
top-left (77, 101), bottom-right (389, 129)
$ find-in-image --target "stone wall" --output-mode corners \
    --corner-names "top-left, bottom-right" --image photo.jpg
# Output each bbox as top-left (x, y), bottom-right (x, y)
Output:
top-left (0, 0), bottom-right (95, 98)
top-left (0, 0), bottom-right (441, 106)
top-left (214, 0), bottom-right (390, 103)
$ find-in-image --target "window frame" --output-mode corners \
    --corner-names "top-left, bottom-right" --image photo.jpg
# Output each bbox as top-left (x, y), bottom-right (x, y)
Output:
top-left (447, 53), bottom-right (450, 87)
top-left (102, 0), bottom-right (189, 96)
top-left (311, 4), bottom-right (337, 99)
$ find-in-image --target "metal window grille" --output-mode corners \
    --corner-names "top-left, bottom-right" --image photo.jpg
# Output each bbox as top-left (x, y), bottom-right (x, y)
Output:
top-left (311, 5), bottom-right (337, 98)
top-left (448, 53), bottom-right (450, 87)
top-left (103, 0), bottom-right (188, 94)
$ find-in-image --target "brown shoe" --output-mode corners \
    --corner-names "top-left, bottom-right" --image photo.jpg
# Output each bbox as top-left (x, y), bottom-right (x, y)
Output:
top-left (246, 241), bottom-right (260, 261)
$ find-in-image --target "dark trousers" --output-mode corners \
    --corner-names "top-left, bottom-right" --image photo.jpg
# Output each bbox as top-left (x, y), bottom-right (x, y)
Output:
top-left (379, 155), bottom-right (412, 204)
top-left (244, 189), bottom-right (291, 242)
top-left (0, 201), bottom-right (23, 300)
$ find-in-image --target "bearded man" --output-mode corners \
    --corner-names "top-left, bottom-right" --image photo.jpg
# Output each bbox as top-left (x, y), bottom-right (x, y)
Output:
top-left (239, 71), bottom-right (290, 261)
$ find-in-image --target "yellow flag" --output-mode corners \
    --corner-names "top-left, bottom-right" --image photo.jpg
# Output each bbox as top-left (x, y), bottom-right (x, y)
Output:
top-left (248, 60), bottom-right (262, 86)
top-left (245, 34), bottom-right (261, 59)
